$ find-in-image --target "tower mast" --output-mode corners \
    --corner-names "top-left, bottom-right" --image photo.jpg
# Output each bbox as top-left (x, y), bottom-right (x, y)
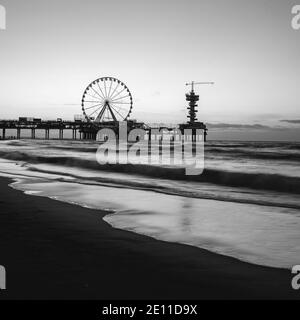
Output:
top-left (185, 82), bottom-right (214, 124)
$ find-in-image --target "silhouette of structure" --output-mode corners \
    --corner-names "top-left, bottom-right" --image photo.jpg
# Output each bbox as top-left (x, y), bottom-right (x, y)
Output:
top-left (178, 81), bottom-right (213, 142)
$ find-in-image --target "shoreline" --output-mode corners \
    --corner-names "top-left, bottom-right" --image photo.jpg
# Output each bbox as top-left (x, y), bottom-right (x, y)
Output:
top-left (0, 176), bottom-right (298, 300)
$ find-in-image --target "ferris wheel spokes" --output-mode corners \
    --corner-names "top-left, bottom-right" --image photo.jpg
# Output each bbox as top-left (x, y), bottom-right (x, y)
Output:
top-left (110, 104), bottom-right (127, 119)
top-left (109, 82), bottom-right (120, 99)
top-left (96, 81), bottom-right (106, 100)
top-left (112, 95), bottom-right (130, 102)
top-left (110, 87), bottom-right (127, 101)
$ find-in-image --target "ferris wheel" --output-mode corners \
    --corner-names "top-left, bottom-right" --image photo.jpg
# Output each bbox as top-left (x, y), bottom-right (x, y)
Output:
top-left (81, 77), bottom-right (133, 122)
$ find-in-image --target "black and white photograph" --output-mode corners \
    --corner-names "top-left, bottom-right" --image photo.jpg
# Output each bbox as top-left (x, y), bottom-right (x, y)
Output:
top-left (0, 0), bottom-right (300, 316)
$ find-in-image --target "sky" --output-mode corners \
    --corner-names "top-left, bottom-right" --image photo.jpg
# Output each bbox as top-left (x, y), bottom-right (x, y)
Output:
top-left (0, 0), bottom-right (299, 140)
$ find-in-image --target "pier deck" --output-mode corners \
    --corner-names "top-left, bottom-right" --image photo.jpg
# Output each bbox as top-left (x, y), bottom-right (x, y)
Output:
top-left (0, 119), bottom-right (207, 141)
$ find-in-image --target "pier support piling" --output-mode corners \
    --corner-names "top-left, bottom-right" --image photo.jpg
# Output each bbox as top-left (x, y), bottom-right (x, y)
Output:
top-left (31, 129), bottom-right (36, 139)
top-left (59, 129), bottom-right (64, 140)
top-left (72, 129), bottom-right (77, 140)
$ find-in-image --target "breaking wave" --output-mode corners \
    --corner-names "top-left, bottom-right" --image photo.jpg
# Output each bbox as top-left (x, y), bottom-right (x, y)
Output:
top-left (0, 150), bottom-right (299, 194)
top-left (207, 147), bottom-right (300, 161)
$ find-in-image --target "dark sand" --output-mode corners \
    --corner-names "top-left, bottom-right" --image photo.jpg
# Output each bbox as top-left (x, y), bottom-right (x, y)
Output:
top-left (0, 177), bottom-right (298, 300)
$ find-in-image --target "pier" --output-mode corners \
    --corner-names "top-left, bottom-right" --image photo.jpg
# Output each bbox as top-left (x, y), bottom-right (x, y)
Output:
top-left (0, 78), bottom-right (209, 142)
top-left (0, 119), bottom-right (206, 142)
top-left (0, 119), bottom-right (84, 140)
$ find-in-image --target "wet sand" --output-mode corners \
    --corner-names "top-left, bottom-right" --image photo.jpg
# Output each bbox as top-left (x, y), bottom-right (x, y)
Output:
top-left (0, 177), bottom-right (298, 300)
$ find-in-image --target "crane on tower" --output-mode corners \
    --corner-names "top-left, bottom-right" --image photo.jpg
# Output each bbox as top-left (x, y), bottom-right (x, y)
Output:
top-left (186, 81), bottom-right (214, 91)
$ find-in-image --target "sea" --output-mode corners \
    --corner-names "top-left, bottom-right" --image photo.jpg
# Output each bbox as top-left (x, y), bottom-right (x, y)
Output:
top-left (0, 137), bottom-right (299, 269)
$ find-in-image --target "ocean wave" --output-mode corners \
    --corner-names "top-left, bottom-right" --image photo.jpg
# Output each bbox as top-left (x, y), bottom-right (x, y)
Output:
top-left (21, 166), bottom-right (300, 210)
top-left (208, 141), bottom-right (300, 149)
top-left (0, 150), bottom-right (300, 194)
top-left (6, 140), bottom-right (300, 161)
top-left (206, 147), bottom-right (300, 161)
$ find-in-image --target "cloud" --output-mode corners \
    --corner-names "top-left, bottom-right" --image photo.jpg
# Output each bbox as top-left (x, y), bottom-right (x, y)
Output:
top-left (280, 119), bottom-right (300, 124)
top-left (206, 123), bottom-right (271, 130)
